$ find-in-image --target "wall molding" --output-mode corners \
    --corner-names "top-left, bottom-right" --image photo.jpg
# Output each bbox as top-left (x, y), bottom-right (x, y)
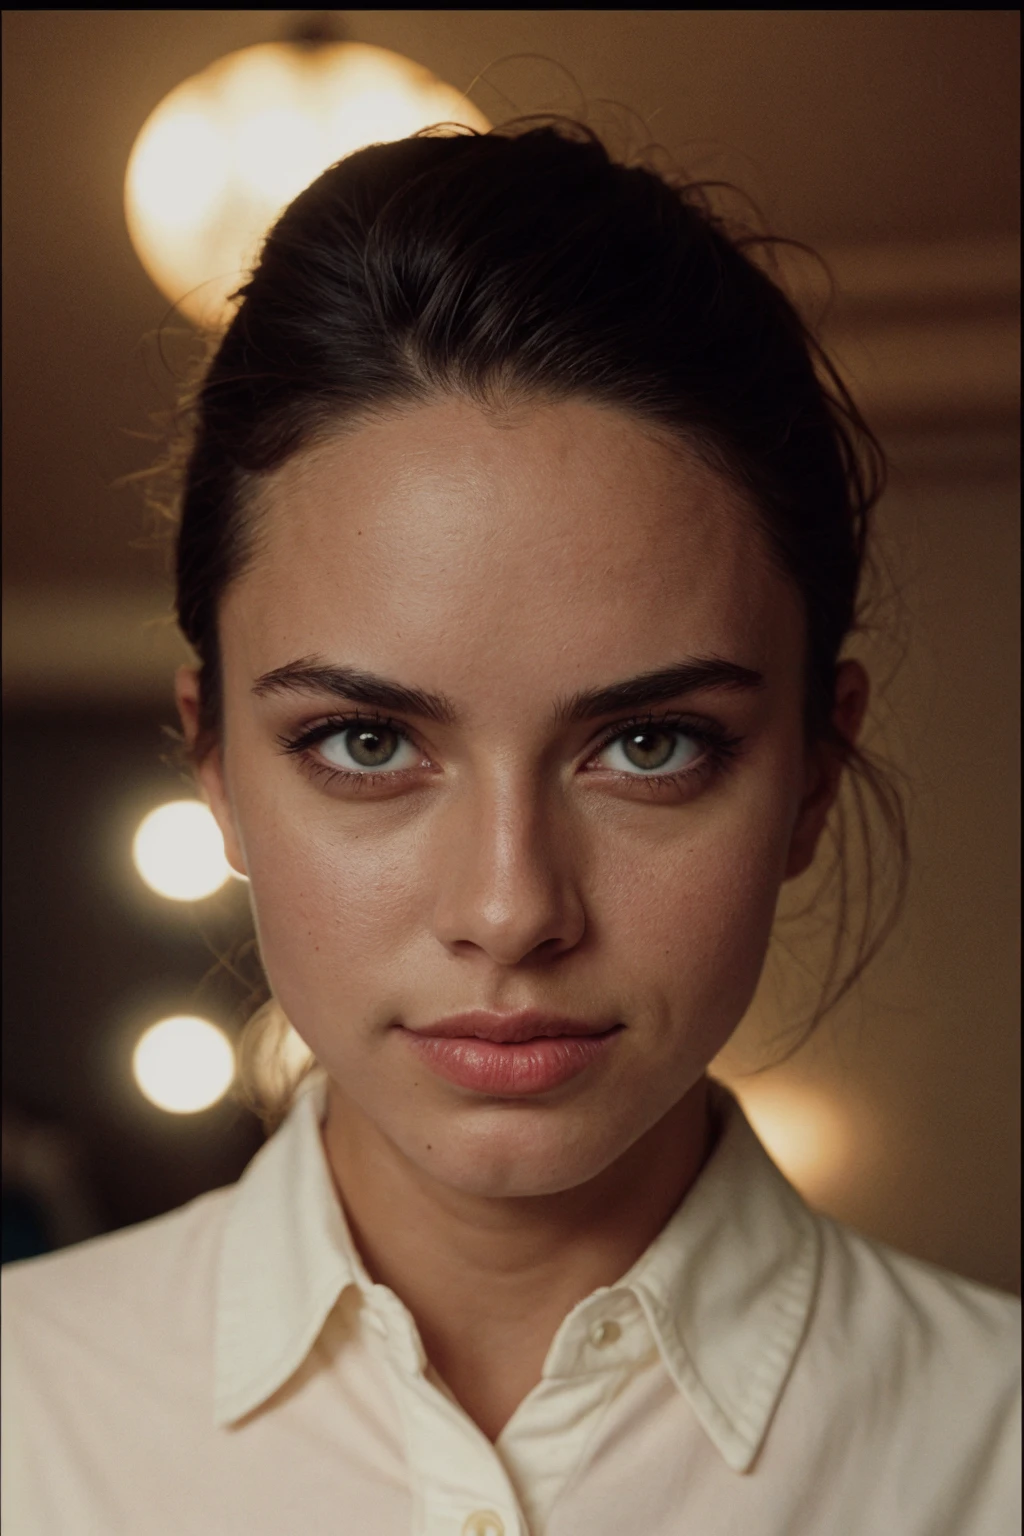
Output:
top-left (776, 235), bottom-right (1020, 429)
top-left (2, 591), bottom-right (193, 705)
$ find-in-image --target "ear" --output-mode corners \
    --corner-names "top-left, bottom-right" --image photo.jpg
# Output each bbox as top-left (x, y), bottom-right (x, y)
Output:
top-left (174, 665), bottom-right (249, 879)
top-left (784, 658), bottom-right (869, 881)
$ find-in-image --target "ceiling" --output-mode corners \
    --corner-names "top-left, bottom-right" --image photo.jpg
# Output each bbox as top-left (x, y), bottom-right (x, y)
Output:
top-left (2, 10), bottom-right (1019, 603)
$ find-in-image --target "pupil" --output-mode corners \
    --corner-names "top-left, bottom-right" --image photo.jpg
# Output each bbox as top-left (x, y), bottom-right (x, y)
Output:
top-left (624, 730), bottom-right (673, 771)
top-left (349, 727), bottom-right (395, 767)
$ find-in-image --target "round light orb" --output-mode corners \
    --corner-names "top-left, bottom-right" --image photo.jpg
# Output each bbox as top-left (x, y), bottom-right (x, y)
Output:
top-left (132, 799), bottom-right (232, 901)
top-left (132, 1015), bottom-right (236, 1114)
top-left (125, 40), bottom-right (491, 330)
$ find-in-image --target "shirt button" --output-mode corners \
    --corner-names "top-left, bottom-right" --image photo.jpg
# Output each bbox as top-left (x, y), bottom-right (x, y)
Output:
top-left (589, 1318), bottom-right (622, 1348)
top-left (462, 1513), bottom-right (505, 1536)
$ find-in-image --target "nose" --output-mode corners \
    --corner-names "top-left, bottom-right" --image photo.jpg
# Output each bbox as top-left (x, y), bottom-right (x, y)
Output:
top-left (430, 777), bottom-right (586, 965)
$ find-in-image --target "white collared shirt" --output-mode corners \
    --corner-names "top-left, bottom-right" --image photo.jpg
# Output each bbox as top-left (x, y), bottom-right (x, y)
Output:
top-left (2, 1076), bottom-right (1019, 1535)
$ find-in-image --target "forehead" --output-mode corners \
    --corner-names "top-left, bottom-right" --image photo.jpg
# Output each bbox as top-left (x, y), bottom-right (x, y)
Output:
top-left (226, 397), bottom-right (801, 690)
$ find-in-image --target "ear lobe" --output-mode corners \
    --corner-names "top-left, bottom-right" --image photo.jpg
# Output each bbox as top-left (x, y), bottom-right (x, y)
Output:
top-left (174, 665), bottom-right (202, 754)
top-left (173, 665), bottom-right (249, 879)
top-left (197, 751), bottom-right (249, 880)
top-left (784, 743), bottom-right (841, 880)
top-left (832, 657), bottom-right (870, 755)
top-left (783, 658), bottom-right (870, 882)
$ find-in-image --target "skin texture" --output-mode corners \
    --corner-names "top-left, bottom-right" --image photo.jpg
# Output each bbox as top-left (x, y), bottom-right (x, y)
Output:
top-left (177, 396), bottom-right (867, 1439)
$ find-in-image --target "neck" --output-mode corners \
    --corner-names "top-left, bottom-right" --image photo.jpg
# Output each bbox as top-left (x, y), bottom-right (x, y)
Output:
top-left (320, 1076), bottom-right (716, 1441)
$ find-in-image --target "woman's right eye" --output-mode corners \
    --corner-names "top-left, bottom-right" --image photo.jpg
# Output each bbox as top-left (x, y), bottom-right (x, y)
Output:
top-left (317, 721), bottom-right (420, 774)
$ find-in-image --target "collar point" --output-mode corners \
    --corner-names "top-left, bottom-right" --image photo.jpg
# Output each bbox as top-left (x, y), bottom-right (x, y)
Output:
top-left (718, 1432), bottom-right (762, 1475)
top-left (212, 1376), bottom-right (275, 1430)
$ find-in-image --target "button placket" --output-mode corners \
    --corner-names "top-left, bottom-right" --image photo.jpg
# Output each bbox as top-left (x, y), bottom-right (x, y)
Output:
top-left (394, 1365), bottom-right (526, 1536)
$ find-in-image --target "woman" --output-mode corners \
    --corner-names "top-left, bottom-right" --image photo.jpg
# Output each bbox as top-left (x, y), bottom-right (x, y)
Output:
top-left (3, 122), bottom-right (1019, 1536)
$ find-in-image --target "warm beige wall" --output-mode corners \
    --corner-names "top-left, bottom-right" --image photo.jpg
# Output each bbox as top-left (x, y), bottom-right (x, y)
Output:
top-left (716, 428), bottom-right (1021, 1296)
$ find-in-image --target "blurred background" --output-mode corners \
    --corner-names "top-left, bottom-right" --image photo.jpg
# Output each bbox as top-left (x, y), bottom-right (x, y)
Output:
top-left (2, 11), bottom-right (1019, 1290)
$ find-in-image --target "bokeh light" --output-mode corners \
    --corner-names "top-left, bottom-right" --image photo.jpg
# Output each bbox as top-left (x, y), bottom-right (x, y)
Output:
top-left (132, 799), bottom-right (232, 901)
top-left (124, 39), bottom-right (490, 329)
top-left (132, 1015), bottom-right (236, 1114)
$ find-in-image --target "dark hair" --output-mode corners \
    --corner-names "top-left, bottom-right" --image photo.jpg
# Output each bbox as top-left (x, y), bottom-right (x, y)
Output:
top-left (170, 119), bottom-right (907, 1092)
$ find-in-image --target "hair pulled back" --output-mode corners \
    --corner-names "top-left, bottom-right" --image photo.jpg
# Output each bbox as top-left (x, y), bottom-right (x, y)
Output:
top-left (171, 119), bottom-right (906, 1085)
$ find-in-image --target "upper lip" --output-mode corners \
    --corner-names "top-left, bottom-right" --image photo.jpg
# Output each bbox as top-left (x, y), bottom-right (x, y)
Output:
top-left (405, 1010), bottom-right (621, 1044)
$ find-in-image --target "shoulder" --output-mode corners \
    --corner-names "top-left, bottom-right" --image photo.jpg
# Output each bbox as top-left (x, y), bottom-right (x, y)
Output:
top-left (1, 1186), bottom-right (247, 1531)
top-left (815, 1212), bottom-right (1020, 1355)
top-left (808, 1210), bottom-right (1020, 1434)
top-left (2, 1183), bottom-right (236, 1367)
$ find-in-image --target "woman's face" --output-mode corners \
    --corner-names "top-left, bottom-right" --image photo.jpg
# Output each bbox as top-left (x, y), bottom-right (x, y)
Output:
top-left (187, 397), bottom-right (852, 1198)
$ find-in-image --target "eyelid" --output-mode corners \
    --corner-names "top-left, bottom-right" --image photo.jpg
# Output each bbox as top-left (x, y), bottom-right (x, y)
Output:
top-left (279, 710), bottom-right (412, 749)
top-left (283, 708), bottom-right (714, 755)
top-left (591, 709), bottom-right (723, 747)
top-left (281, 708), bottom-right (740, 790)
top-left (588, 711), bottom-right (739, 772)
top-left (278, 711), bottom-right (424, 769)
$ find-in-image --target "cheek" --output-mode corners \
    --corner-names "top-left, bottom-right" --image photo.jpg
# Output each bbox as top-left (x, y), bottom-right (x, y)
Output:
top-left (235, 783), bottom-right (420, 1020)
top-left (600, 810), bottom-right (789, 999)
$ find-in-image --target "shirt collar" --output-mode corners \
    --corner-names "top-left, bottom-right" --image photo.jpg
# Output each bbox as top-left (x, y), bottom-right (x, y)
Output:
top-left (214, 1075), bottom-right (821, 1471)
top-left (213, 1074), bottom-right (363, 1427)
top-left (617, 1080), bottom-right (821, 1471)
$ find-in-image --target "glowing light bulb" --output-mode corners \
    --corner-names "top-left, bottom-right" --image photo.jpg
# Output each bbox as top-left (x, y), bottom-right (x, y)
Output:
top-left (132, 800), bottom-right (232, 901)
top-left (132, 1015), bottom-right (235, 1113)
top-left (125, 40), bottom-right (490, 329)
top-left (233, 105), bottom-right (326, 204)
top-left (125, 101), bottom-right (229, 230)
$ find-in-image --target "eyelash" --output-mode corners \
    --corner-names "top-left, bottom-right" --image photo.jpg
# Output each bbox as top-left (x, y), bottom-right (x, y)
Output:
top-left (277, 710), bottom-right (744, 797)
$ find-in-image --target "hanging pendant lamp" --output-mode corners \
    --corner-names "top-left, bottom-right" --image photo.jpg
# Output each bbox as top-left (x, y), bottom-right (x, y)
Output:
top-left (124, 17), bottom-right (490, 330)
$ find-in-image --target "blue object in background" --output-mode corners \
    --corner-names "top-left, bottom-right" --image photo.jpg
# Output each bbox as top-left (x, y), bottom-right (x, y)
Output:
top-left (2, 1186), bottom-right (54, 1265)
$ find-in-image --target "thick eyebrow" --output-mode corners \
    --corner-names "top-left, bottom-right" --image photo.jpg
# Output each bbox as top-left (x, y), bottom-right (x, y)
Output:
top-left (551, 657), bottom-right (765, 724)
top-left (252, 654), bottom-right (764, 726)
top-left (252, 658), bottom-right (459, 724)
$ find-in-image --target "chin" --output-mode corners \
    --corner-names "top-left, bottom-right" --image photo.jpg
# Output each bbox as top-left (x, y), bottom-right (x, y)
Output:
top-left (406, 1110), bottom-right (624, 1199)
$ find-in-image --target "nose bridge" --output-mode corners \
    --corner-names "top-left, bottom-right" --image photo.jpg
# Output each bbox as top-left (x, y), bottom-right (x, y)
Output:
top-left (430, 759), bottom-right (585, 962)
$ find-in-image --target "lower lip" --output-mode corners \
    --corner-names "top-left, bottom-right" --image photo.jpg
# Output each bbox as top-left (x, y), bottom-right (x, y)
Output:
top-left (401, 1028), bottom-right (623, 1095)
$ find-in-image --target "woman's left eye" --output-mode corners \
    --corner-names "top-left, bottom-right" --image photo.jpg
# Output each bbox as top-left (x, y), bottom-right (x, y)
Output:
top-left (595, 723), bottom-right (704, 777)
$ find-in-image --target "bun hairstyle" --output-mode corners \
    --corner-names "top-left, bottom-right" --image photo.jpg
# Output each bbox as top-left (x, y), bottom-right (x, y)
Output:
top-left (168, 119), bottom-right (906, 1105)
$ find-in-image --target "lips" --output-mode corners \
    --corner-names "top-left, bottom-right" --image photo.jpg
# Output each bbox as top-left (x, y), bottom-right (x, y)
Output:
top-left (405, 1009), bottom-right (619, 1044)
top-left (399, 1010), bottom-right (624, 1095)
